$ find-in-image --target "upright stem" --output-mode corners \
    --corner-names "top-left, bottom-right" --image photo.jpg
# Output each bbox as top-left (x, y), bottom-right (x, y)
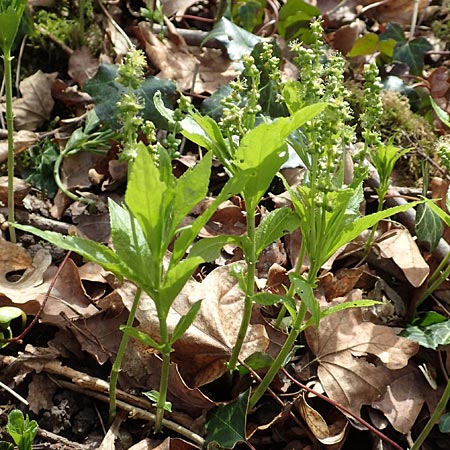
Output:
top-left (249, 301), bottom-right (308, 409)
top-left (4, 49), bottom-right (16, 243)
top-left (154, 315), bottom-right (171, 432)
top-left (228, 205), bottom-right (257, 371)
top-left (410, 376), bottom-right (450, 450)
top-left (109, 286), bottom-right (142, 423)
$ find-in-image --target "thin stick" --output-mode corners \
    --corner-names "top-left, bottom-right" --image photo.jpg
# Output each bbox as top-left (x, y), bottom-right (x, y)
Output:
top-left (0, 380), bottom-right (28, 405)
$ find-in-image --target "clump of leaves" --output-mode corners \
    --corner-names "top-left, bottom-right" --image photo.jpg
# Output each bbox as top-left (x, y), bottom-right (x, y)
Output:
top-left (0, 410), bottom-right (38, 450)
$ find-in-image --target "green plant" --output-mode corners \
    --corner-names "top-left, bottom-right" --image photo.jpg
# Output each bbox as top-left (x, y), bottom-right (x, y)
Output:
top-left (0, 0), bottom-right (27, 243)
top-left (0, 306), bottom-right (26, 348)
top-left (0, 410), bottom-right (38, 450)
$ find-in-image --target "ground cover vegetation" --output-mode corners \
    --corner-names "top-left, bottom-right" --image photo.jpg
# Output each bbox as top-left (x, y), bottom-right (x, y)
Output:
top-left (1, 1), bottom-right (450, 449)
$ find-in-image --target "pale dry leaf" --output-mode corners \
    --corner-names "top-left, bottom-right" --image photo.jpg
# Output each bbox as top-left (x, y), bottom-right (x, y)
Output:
top-left (376, 226), bottom-right (429, 287)
top-left (296, 393), bottom-right (348, 444)
top-left (120, 263), bottom-right (269, 387)
top-left (68, 46), bottom-right (99, 87)
top-left (13, 71), bottom-right (57, 131)
top-left (161, 0), bottom-right (201, 16)
top-left (129, 437), bottom-right (198, 450)
top-left (305, 290), bottom-right (419, 415)
top-left (372, 365), bottom-right (431, 434)
top-left (27, 373), bottom-right (58, 414)
top-left (0, 130), bottom-right (38, 163)
top-left (360, 0), bottom-right (429, 25)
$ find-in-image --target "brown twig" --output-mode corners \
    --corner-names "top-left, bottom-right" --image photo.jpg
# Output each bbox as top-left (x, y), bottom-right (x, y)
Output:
top-left (281, 368), bottom-right (405, 450)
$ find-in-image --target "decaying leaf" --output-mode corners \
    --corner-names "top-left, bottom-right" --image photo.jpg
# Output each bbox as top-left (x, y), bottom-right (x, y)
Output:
top-left (296, 392), bottom-right (348, 444)
top-left (305, 290), bottom-right (419, 416)
top-left (0, 130), bottom-right (38, 164)
top-left (119, 264), bottom-right (269, 387)
top-left (13, 71), bottom-right (58, 131)
top-left (138, 22), bottom-right (237, 94)
top-left (376, 226), bottom-right (429, 287)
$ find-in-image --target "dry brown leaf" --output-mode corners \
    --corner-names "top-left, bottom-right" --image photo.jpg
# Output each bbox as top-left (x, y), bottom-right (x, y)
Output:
top-left (360, 0), bottom-right (429, 25)
top-left (13, 71), bottom-right (57, 131)
top-left (27, 373), bottom-right (58, 414)
top-left (319, 266), bottom-right (365, 300)
top-left (0, 130), bottom-right (38, 163)
top-left (296, 393), bottom-right (348, 444)
top-left (305, 290), bottom-right (419, 415)
top-left (120, 264), bottom-right (269, 387)
top-left (161, 0), bottom-right (201, 16)
top-left (372, 365), bottom-right (431, 434)
top-left (68, 46), bottom-right (99, 87)
top-left (0, 176), bottom-right (31, 205)
top-left (376, 226), bottom-right (429, 287)
top-left (129, 437), bottom-right (199, 450)
top-left (138, 22), bottom-right (237, 94)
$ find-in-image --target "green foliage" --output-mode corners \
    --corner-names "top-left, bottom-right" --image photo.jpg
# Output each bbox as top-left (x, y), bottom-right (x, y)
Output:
top-left (84, 64), bottom-right (177, 130)
top-left (277, 0), bottom-right (320, 41)
top-left (379, 23), bottom-right (432, 75)
top-left (0, 0), bottom-right (26, 52)
top-left (415, 202), bottom-right (443, 252)
top-left (402, 312), bottom-right (450, 349)
top-left (347, 32), bottom-right (396, 59)
top-left (231, 0), bottom-right (266, 32)
top-left (0, 410), bottom-right (38, 450)
top-left (0, 306), bottom-right (26, 348)
top-left (205, 390), bottom-right (250, 449)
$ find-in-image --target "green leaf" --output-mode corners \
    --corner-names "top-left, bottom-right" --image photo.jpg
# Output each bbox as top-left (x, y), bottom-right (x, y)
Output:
top-left (108, 199), bottom-right (154, 292)
top-left (347, 33), bottom-right (379, 57)
top-left (255, 207), bottom-right (300, 256)
top-left (401, 320), bottom-right (450, 349)
top-left (120, 325), bottom-right (165, 351)
top-left (170, 152), bottom-right (212, 238)
top-left (278, 0), bottom-right (320, 41)
top-left (84, 65), bottom-right (177, 129)
top-left (232, 0), bottom-right (265, 32)
top-left (430, 96), bottom-right (450, 127)
top-left (290, 275), bottom-right (320, 329)
top-left (143, 390), bottom-right (172, 412)
top-left (380, 22), bottom-right (406, 44)
top-left (204, 17), bottom-right (262, 61)
top-left (0, 306), bottom-right (25, 330)
top-left (325, 200), bottom-right (425, 261)
top-left (394, 37), bottom-right (432, 76)
top-left (7, 410), bottom-right (38, 450)
top-left (0, 442), bottom-right (14, 450)
top-left (170, 300), bottom-right (202, 344)
top-left (427, 200), bottom-right (450, 228)
top-left (205, 390), bottom-right (250, 449)
top-left (189, 235), bottom-right (242, 262)
top-left (125, 142), bottom-right (172, 255)
top-left (160, 257), bottom-right (203, 315)
top-left (303, 299), bottom-right (383, 329)
top-left (237, 351), bottom-right (273, 375)
top-left (0, 0), bottom-right (25, 52)
top-left (415, 202), bottom-right (443, 251)
top-left (439, 413), bottom-right (450, 433)
top-left (181, 113), bottom-right (232, 168)
top-left (14, 224), bottom-right (125, 277)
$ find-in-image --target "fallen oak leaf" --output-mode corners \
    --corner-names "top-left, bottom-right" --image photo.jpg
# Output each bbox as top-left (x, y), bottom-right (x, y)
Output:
top-left (305, 290), bottom-right (419, 415)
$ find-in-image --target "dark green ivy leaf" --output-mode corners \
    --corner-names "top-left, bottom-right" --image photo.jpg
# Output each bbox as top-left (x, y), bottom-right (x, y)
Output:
top-left (205, 390), bottom-right (250, 449)
top-left (415, 202), bottom-right (443, 252)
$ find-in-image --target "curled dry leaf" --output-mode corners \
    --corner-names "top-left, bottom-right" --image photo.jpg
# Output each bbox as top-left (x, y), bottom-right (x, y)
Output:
top-left (295, 393), bottom-right (348, 444)
top-left (305, 290), bottom-right (419, 416)
top-left (119, 264), bottom-right (269, 387)
top-left (13, 71), bottom-right (57, 131)
top-left (376, 226), bottom-right (429, 287)
top-left (0, 130), bottom-right (38, 164)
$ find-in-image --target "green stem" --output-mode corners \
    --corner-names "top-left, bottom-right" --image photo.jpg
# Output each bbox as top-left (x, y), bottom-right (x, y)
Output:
top-left (417, 252), bottom-right (450, 306)
top-left (228, 205), bottom-right (257, 371)
top-left (249, 301), bottom-right (308, 409)
top-left (154, 312), bottom-right (171, 432)
top-left (4, 49), bottom-right (16, 243)
top-left (410, 375), bottom-right (450, 450)
top-left (109, 286), bottom-right (142, 423)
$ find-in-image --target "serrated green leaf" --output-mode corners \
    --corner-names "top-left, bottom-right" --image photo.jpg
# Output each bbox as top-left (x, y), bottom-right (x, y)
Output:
top-left (347, 33), bottom-right (379, 57)
top-left (170, 300), bottom-right (202, 344)
top-left (109, 199), bottom-right (154, 291)
top-left (205, 390), bottom-right (250, 449)
top-left (415, 202), bottom-right (443, 251)
top-left (125, 142), bottom-right (172, 256)
top-left (255, 207), bottom-right (300, 256)
top-left (120, 326), bottom-right (164, 351)
top-left (14, 224), bottom-right (125, 277)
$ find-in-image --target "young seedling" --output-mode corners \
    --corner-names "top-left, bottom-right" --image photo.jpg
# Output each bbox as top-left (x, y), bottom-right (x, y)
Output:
top-left (0, 0), bottom-right (27, 243)
top-left (0, 410), bottom-right (38, 450)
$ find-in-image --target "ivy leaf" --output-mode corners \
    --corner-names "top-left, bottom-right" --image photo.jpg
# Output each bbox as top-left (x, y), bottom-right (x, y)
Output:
top-left (415, 202), bottom-right (443, 252)
top-left (205, 390), bottom-right (250, 449)
top-left (394, 37), bottom-right (432, 75)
